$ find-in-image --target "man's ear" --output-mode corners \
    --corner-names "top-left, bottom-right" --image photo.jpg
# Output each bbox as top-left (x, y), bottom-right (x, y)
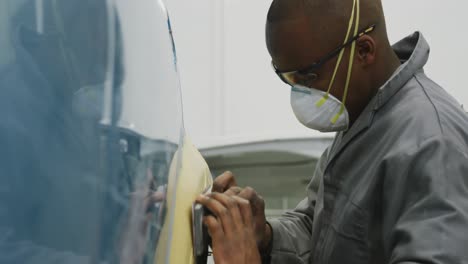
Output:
top-left (356, 35), bottom-right (376, 66)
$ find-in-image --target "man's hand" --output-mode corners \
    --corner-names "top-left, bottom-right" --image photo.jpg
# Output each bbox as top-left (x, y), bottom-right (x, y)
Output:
top-left (120, 170), bottom-right (165, 264)
top-left (196, 193), bottom-right (261, 264)
top-left (213, 172), bottom-right (272, 254)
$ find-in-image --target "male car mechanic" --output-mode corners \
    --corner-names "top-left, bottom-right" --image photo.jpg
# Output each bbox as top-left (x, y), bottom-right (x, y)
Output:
top-left (196, 0), bottom-right (468, 263)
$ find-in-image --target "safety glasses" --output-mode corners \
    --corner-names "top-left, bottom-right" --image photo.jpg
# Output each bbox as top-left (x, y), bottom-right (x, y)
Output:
top-left (272, 24), bottom-right (377, 86)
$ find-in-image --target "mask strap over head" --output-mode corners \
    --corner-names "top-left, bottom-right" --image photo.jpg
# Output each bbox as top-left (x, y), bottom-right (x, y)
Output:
top-left (316, 0), bottom-right (360, 124)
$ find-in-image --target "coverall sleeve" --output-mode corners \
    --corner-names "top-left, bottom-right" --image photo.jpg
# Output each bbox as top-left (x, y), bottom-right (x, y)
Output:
top-left (267, 149), bottom-right (328, 264)
top-left (382, 136), bottom-right (468, 264)
top-left (0, 128), bottom-right (91, 264)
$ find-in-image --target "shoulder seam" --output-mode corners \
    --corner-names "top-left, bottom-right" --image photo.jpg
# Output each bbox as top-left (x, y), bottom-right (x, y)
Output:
top-left (414, 73), bottom-right (444, 135)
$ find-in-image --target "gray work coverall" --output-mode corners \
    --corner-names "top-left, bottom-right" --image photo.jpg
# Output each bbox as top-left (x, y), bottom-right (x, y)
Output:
top-left (268, 32), bottom-right (468, 264)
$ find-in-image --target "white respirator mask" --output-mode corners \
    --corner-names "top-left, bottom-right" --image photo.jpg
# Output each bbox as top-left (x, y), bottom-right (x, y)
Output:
top-left (289, 0), bottom-right (369, 132)
top-left (290, 85), bottom-right (349, 132)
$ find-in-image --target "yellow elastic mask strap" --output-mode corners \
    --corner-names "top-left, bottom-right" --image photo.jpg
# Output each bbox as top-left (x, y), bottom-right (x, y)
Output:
top-left (316, 0), bottom-right (357, 108)
top-left (331, 0), bottom-right (360, 124)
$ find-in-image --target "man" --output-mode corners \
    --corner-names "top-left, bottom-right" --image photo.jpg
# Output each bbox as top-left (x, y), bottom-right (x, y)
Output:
top-left (196, 0), bottom-right (468, 263)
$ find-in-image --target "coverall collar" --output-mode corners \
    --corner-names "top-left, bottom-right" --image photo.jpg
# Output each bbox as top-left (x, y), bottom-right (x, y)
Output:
top-left (328, 32), bottom-right (430, 164)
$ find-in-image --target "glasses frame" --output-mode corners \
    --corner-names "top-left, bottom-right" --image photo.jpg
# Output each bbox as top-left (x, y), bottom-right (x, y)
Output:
top-left (272, 24), bottom-right (377, 86)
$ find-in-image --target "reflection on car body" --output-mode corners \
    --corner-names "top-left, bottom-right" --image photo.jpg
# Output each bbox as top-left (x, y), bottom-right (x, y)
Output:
top-left (0, 0), bottom-right (212, 263)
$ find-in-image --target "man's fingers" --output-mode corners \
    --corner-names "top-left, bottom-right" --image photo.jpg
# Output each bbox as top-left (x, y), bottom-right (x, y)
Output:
top-left (196, 194), bottom-right (234, 236)
top-left (237, 186), bottom-right (255, 200)
top-left (128, 190), bottom-right (165, 207)
top-left (238, 187), bottom-right (265, 216)
top-left (204, 215), bottom-right (223, 241)
top-left (224, 186), bottom-right (243, 196)
top-left (210, 192), bottom-right (244, 231)
top-left (213, 171), bottom-right (237, 193)
top-left (232, 196), bottom-right (253, 226)
top-left (146, 191), bottom-right (165, 204)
